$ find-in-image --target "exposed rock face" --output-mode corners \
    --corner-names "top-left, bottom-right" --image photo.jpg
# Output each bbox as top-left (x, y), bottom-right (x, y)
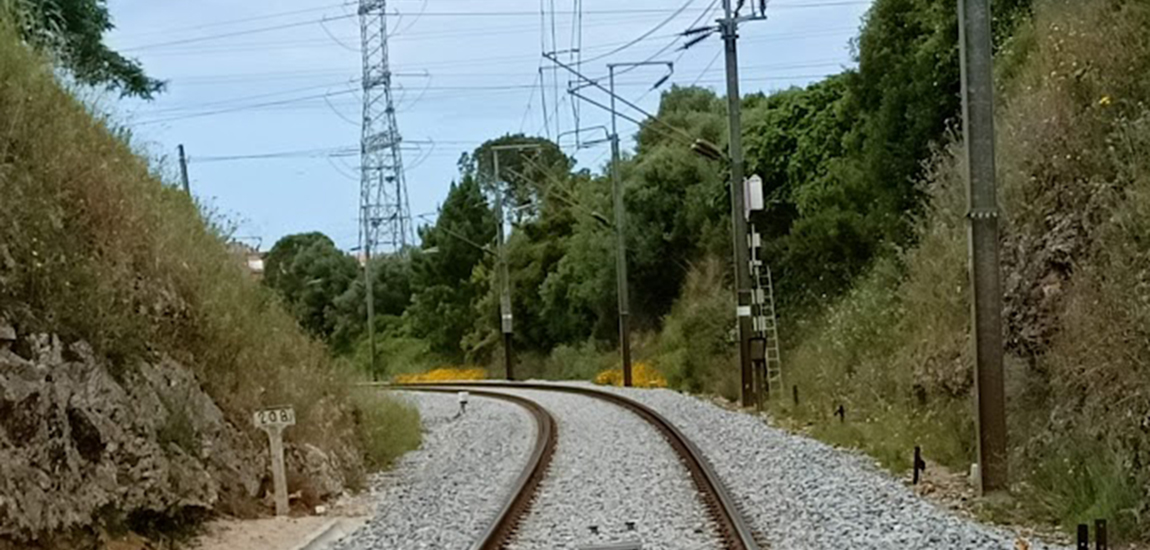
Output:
top-left (0, 331), bottom-right (348, 545)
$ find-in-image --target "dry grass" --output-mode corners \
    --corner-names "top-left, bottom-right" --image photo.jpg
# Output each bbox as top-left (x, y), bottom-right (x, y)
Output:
top-left (350, 389), bottom-right (422, 471)
top-left (0, 15), bottom-right (419, 520)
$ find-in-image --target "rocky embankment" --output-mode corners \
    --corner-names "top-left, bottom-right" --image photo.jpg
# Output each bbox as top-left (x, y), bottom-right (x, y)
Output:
top-left (0, 322), bottom-right (349, 548)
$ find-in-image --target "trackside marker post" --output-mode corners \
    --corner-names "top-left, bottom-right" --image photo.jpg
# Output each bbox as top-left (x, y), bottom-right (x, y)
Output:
top-left (254, 405), bottom-right (296, 516)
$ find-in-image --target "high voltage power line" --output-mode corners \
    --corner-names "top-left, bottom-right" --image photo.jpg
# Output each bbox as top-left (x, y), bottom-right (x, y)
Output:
top-left (135, 68), bottom-right (842, 124)
top-left (124, 0), bottom-right (868, 239)
top-left (118, 2), bottom-right (866, 52)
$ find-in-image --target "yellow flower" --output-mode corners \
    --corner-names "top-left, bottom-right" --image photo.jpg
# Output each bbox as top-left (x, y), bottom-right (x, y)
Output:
top-left (593, 362), bottom-right (668, 388)
top-left (1099, 95), bottom-right (1112, 107)
top-left (394, 367), bottom-right (487, 384)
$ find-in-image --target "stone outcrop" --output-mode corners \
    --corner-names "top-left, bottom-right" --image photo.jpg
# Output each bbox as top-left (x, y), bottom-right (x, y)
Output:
top-left (0, 328), bottom-right (350, 545)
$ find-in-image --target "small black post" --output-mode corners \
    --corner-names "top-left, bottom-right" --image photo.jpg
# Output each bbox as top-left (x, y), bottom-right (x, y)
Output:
top-left (1095, 519), bottom-right (1107, 550)
top-left (913, 446), bottom-right (926, 484)
top-left (792, 385), bottom-right (799, 406)
top-left (1077, 524), bottom-right (1089, 550)
top-left (835, 404), bottom-right (845, 422)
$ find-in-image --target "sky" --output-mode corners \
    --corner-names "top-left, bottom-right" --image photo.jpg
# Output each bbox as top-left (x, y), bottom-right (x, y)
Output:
top-left (104, 0), bottom-right (874, 253)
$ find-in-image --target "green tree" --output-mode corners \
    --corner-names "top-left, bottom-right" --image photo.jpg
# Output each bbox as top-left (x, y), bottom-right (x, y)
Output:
top-left (626, 86), bottom-right (729, 324)
top-left (406, 175), bottom-right (496, 358)
top-left (330, 252), bottom-right (414, 354)
top-left (263, 232), bottom-right (358, 340)
top-left (17, 0), bottom-right (164, 98)
top-left (458, 133), bottom-right (571, 221)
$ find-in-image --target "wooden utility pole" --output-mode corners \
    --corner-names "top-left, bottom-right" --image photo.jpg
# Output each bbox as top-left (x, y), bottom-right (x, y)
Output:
top-left (959, 0), bottom-right (1008, 494)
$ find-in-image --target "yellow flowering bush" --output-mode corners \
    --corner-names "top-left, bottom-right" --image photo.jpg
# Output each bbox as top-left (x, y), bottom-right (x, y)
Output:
top-left (394, 367), bottom-right (487, 384)
top-left (593, 361), bottom-right (667, 388)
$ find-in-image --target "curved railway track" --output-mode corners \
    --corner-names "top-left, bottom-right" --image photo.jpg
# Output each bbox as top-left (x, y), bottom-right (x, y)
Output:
top-left (393, 387), bottom-right (558, 550)
top-left (394, 382), bottom-right (764, 550)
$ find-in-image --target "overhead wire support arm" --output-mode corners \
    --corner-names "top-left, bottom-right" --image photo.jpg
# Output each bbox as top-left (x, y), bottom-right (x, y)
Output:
top-left (566, 89), bottom-right (694, 149)
top-left (546, 53), bottom-right (697, 146)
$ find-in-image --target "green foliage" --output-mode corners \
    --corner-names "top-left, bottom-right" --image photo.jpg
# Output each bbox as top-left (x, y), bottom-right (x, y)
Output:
top-left (350, 389), bottom-right (422, 471)
top-left (12, 0), bottom-right (164, 98)
top-left (264, 232), bottom-right (360, 340)
top-left (330, 253), bottom-right (413, 354)
top-left (775, 0), bottom-right (1150, 541)
top-left (628, 87), bottom-right (729, 322)
top-left (650, 258), bottom-right (739, 401)
top-left (407, 175), bottom-right (496, 359)
top-left (544, 340), bottom-right (613, 380)
top-left (459, 133), bottom-right (572, 219)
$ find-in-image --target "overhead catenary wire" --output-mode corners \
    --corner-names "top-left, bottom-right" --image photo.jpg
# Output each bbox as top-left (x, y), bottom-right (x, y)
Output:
top-left (575, 0), bottom-right (699, 65)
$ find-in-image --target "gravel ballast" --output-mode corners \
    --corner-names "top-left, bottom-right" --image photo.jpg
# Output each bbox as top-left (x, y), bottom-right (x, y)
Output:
top-left (333, 391), bottom-right (535, 550)
top-left (490, 388), bottom-right (721, 550)
top-left (574, 383), bottom-right (1069, 550)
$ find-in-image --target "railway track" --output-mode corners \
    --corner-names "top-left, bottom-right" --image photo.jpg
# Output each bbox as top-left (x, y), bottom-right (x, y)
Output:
top-left (395, 382), bottom-right (764, 550)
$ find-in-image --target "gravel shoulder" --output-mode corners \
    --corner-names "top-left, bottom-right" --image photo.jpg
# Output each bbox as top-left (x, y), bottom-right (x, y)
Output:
top-left (556, 383), bottom-right (1071, 550)
top-left (488, 388), bottom-right (721, 550)
top-left (333, 391), bottom-right (535, 550)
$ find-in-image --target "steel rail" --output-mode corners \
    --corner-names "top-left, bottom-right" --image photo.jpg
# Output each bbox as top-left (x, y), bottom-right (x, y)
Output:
top-left (392, 381), bottom-right (764, 550)
top-left (392, 386), bottom-right (557, 550)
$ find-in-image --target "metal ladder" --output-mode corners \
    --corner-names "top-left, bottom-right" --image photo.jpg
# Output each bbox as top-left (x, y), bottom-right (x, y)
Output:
top-left (748, 227), bottom-right (783, 398)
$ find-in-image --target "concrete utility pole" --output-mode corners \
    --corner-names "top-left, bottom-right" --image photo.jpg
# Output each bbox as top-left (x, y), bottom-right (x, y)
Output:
top-left (492, 152), bottom-right (514, 381)
top-left (177, 144), bottom-right (191, 196)
top-left (606, 61), bottom-right (671, 388)
top-left (608, 68), bottom-right (632, 387)
top-left (490, 143), bottom-right (544, 380)
top-left (958, 0), bottom-right (1008, 495)
top-left (364, 218), bottom-right (379, 381)
top-left (719, 0), bottom-right (765, 407)
top-left (546, 55), bottom-right (674, 388)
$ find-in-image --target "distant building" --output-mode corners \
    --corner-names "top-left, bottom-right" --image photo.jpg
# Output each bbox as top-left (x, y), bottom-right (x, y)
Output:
top-left (227, 240), bottom-right (265, 278)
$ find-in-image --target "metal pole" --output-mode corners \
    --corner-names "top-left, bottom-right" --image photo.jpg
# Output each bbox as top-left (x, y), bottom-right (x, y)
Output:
top-left (608, 66), bottom-right (633, 387)
top-left (958, 0), bottom-right (1007, 494)
top-left (177, 144), bottom-right (191, 196)
top-left (493, 152), bottom-right (515, 380)
top-left (720, 2), bottom-right (755, 407)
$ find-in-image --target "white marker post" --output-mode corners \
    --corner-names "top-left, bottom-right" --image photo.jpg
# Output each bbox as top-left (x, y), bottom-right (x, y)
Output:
top-left (253, 405), bottom-right (296, 517)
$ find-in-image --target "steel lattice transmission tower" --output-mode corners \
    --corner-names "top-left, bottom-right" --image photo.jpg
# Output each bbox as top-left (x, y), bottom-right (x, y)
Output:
top-left (358, 0), bottom-right (412, 256)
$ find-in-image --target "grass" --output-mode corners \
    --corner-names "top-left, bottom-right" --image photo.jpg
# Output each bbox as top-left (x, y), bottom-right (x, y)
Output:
top-left (350, 389), bottom-right (422, 471)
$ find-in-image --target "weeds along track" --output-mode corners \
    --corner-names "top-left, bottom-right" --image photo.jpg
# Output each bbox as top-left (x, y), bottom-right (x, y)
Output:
top-left (394, 382), bottom-right (764, 550)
